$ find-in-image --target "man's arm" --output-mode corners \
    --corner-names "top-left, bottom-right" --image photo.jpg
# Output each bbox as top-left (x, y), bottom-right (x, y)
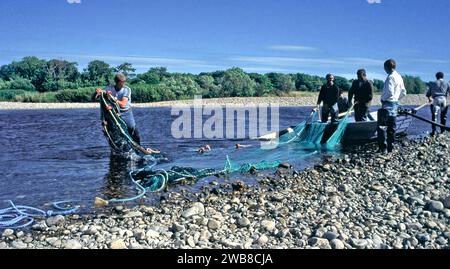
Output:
top-left (426, 85), bottom-right (432, 102)
top-left (110, 87), bottom-right (130, 109)
top-left (446, 82), bottom-right (450, 97)
top-left (382, 76), bottom-right (395, 101)
top-left (399, 79), bottom-right (407, 100)
top-left (348, 81), bottom-right (355, 105)
top-left (366, 81), bottom-right (374, 104)
top-left (317, 85), bottom-right (324, 105)
top-left (116, 97), bottom-right (129, 109)
top-left (93, 88), bottom-right (104, 100)
top-left (333, 85), bottom-right (340, 105)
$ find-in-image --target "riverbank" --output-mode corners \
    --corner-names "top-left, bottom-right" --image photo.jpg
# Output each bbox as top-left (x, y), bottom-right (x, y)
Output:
top-left (0, 94), bottom-right (430, 110)
top-left (1, 133), bottom-right (449, 249)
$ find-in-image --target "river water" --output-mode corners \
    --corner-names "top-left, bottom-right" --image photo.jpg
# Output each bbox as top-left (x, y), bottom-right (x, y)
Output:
top-left (0, 106), bottom-right (431, 210)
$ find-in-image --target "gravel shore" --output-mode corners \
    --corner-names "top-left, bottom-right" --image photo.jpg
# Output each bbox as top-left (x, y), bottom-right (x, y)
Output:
top-left (1, 133), bottom-right (449, 249)
top-left (0, 94), bottom-right (430, 110)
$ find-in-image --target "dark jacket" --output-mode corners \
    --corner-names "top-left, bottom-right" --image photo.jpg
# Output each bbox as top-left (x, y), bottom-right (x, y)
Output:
top-left (317, 84), bottom-right (339, 106)
top-left (348, 79), bottom-right (374, 105)
top-left (338, 96), bottom-right (349, 113)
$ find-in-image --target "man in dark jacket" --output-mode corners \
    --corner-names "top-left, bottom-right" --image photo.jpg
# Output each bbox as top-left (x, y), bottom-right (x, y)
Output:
top-left (348, 69), bottom-right (374, 121)
top-left (317, 74), bottom-right (340, 123)
top-left (426, 72), bottom-right (450, 135)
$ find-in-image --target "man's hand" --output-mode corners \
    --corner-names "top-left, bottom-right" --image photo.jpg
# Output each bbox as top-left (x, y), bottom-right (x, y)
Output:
top-left (94, 88), bottom-right (103, 99)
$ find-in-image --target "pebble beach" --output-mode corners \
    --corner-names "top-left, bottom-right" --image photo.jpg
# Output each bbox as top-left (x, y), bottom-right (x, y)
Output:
top-left (0, 94), bottom-right (431, 110)
top-left (1, 132), bottom-right (449, 249)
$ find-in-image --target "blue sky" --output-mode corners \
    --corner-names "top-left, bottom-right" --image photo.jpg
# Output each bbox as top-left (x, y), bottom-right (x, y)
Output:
top-left (1, 0), bottom-right (449, 81)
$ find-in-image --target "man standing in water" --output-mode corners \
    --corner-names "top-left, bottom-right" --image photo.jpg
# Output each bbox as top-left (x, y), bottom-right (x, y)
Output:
top-left (95, 73), bottom-right (159, 154)
top-left (426, 72), bottom-right (450, 136)
top-left (317, 74), bottom-right (340, 123)
top-left (377, 59), bottom-right (407, 153)
top-left (348, 69), bottom-right (374, 121)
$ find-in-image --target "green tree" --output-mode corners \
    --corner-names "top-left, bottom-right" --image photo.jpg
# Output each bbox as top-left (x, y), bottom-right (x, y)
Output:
top-left (45, 59), bottom-right (79, 82)
top-left (334, 76), bottom-right (351, 92)
top-left (131, 84), bottom-right (162, 102)
top-left (266, 73), bottom-right (294, 94)
top-left (83, 60), bottom-right (113, 85)
top-left (0, 56), bottom-right (47, 91)
top-left (373, 79), bottom-right (384, 92)
top-left (137, 67), bottom-right (169, 84)
top-left (196, 74), bottom-right (220, 97)
top-left (403, 75), bottom-right (427, 94)
top-left (160, 74), bottom-right (201, 99)
top-left (114, 62), bottom-right (136, 78)
top-left (294, 73), bottom-right (325, 91)
top-left (249, 73), bottom-right (273, 96)
top-left (9, 77), bottom-right (35, 91)
top-left (221, 67), bottom-right (256, 97)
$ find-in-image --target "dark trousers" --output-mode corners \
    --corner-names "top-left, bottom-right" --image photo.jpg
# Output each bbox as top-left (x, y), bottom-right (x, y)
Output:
top-left (354, 103), bottom-right (369, 122)
top-left (430, 105), bottom-right (449, 134)
top-left (120, 110), bottom-right (142, 145)
top-left (321, 104), bottom-right (337, 123)
top-left (128, 127), bottom-right (141, 145)
top-left (377, 109), bottom-right (396, 152)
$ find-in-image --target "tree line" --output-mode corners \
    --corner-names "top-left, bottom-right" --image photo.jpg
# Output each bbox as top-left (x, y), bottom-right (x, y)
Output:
top-left (0, 56), bottom-right (429, 102)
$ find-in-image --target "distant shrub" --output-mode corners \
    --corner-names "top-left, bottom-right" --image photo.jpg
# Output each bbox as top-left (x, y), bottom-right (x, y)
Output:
top-left (131, 84), bottom-right (162, 102)
top-left (9, 78), bottom-right (35, 91)
top-left (13, 92), bottom-right (58, 103)
top-left (0, 90), bottom-right (26, 101)
top-left (54, 88), bottom-right (95, 102)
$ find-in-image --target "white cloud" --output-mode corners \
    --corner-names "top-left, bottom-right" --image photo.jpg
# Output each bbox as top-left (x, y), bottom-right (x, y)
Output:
top-left (67, 0), bottom-right (82, 4)
top-left (408, 59), bottom-right (450, 64)
top-left (229, 56), bottom-right (383, 68)
top-left (241, 66), bottom-right (299, 73)
top-left (58, 53), bottom-right (205, 66)
top-left (267, 45), bottom-right (318, 52)
top-left (336, 72), bottom-right (386, 81)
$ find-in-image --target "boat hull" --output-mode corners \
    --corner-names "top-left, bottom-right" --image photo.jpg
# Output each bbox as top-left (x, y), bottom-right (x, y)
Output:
top-left (341, 112), bottom-right (412, 144)
top-left (257, 111), bottom-right (413, 144)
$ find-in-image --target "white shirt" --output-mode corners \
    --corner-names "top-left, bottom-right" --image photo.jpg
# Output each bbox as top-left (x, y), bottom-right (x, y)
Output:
top-left (381, 70), bottom-right (407, 102)
top-left (104, 85), bottom-right (132, 111)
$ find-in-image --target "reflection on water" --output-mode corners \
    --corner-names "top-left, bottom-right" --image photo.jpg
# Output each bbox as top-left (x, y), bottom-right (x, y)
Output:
top-left (101, 155), bottom-right (136, 200)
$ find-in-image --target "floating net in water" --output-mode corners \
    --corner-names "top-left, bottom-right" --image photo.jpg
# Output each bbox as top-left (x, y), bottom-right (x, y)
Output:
top-left (99, 96), bottom-right (352, 195)
top-left (100, 93), bottom-right (155, 158)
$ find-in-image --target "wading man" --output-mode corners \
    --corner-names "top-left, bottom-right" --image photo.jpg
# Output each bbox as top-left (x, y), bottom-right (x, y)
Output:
top-left (94, 73), bottom-right (159, 154)
top-left (377, 59), bottom-right (407, 153)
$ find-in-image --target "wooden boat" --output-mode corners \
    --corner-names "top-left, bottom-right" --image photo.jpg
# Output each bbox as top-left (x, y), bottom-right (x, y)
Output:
top-left (257, 111), bottom-right (413, 145)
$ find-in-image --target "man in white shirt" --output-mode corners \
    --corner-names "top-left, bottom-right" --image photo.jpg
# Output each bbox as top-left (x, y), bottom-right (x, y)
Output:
top-left (377, 59), bottom-right (407, 153)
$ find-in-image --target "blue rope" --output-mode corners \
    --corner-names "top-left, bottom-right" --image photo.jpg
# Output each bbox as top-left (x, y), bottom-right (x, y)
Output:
top-left (0, 200), bottom-right (80, 230)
